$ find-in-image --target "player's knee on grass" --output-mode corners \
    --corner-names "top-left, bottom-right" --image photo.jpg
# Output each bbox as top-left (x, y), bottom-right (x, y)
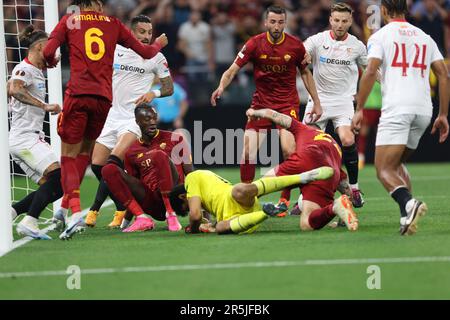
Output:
top-left (299, 208), bottom-right (315, 231)
top-left (300, 215), bottom-right (314, 231)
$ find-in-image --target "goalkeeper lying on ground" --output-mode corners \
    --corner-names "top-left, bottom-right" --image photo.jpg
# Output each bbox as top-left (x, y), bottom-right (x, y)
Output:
top-left (169, 167), bottom-right (345, 235)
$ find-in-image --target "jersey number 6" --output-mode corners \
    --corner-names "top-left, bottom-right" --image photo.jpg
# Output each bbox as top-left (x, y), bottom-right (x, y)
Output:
top-left (85, 27), bottom-right (105, 61)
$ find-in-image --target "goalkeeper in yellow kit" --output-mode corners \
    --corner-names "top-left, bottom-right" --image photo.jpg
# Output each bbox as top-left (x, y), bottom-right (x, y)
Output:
top-left (169, 167), bottom-right (334, 235)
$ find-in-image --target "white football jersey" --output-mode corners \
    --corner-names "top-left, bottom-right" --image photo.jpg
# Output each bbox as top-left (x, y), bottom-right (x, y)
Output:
top-left (367, 20), bottom-right (443, 117)
top-left (304, 30), bottom-right (367, 103)
top-left (8, 59), bottom-right (46, 136)
top-left (109, 45), bottom-right (171, 119)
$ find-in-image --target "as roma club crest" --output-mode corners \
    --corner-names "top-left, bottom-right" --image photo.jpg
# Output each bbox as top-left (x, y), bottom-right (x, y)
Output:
top-left (160, 143), bottom-right (167, 150)
top-left (284, 54), bottom-right (291, 62)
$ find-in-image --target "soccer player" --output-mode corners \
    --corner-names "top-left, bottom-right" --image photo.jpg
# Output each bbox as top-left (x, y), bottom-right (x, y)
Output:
top-left (174, 165), bottom-right (343, 235)
top-left (42, 0), bottom-right (168, 240)
top-left (8, 25), bottom-right (62, 239)
top-left (101, 105), bottom-right (193, 233)
top-left (84, 15), bottom-right (174, 229)
top-left (352, 0), bottom-right (449, 235)
top-left (302, 2), bottom-right (367, 208)
top-left (246, 108), bottom-right (358, 232)
top-left (210, 5), bottom-right (322, 215)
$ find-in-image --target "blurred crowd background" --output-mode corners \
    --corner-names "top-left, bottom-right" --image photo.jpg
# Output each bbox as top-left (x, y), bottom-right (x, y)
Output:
top-left (5, 0), bottom-right (450, 107)
top-left (3, 0), bottom-right (450, 163)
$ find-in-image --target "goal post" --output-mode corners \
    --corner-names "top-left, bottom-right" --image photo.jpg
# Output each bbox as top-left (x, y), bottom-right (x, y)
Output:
top-left (0, 0), bottom-right (13, 256)
top-left (44, 0), bottom-right (63, 208)
top-left (0, 0), bottom-right (63, 257)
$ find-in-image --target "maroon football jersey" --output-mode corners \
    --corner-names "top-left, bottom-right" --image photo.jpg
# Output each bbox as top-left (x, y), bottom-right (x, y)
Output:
top-left (234, 32), bottom-right (307, 110)
top-left (43, 11), bottom-right (162, 102)
top-left (289, 120), bottom-right (342, 162)
top-left (124, 130), bottom-right (191, 190)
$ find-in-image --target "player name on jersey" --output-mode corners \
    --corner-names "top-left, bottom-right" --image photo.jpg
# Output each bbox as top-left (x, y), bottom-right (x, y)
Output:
top-left (73, 14), bottom-right (111, 22)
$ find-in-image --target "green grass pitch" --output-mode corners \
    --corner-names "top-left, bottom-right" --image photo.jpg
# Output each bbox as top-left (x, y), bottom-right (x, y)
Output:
top-left (1, 163), bottom-right (450, 299)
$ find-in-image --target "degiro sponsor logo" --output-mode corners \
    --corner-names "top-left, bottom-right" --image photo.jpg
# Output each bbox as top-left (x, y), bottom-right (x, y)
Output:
top-left (113, 63), bottom-right (145, 73)
top-left (319, 56), bottom-right (351, 65)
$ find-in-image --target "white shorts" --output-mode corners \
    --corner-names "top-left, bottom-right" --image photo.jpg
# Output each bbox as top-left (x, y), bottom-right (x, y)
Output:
top-left (303, 98), bottom-right (354, 131)
top-left (96, 116), bottom-right (141, 150)
top-left (9, 131), bottom-right (58, 183)
top-left (376, 113), bottom-right (431, 149)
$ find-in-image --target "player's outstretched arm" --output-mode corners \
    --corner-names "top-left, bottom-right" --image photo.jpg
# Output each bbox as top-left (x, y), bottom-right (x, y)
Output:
top-left (8, 79), bottom-right (61, 114)
top-left (352, 57), bottom-right (381, 134)
top-left (43, 17), bottom-right (67, 68)
top-left (430, 59), bottom-right (450, 143)
top-left (300, 68), bottom-right (322, 122)
top-left (246, 108), bottom-right (292, 129)
top-left (210, 63), bottom-right (240, 106)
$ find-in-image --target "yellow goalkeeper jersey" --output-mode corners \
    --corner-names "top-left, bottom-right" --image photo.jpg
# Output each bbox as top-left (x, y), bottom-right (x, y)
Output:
top-left (185, 170), bottom-right (261, 221)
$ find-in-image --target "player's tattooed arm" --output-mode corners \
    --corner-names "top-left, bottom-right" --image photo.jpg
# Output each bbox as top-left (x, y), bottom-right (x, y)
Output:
top-left (8, 79), bottom-right (61, 114)
top-left (159, 76), bottom-right (174, 97)
top-left (9, 79), bottom-right (45, 108)
top-left (134, 76), bottom-right (174, 105)
top-left (246, 109), bottom-right (292, 129)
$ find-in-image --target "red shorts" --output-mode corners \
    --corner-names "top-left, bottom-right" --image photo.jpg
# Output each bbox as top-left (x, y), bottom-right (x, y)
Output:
top-left (275, 144), bottom-right (341, 207)
top-left (246, 106), bottom-right (299, 131)
top-left (57, 94), bottom-right (111, 144)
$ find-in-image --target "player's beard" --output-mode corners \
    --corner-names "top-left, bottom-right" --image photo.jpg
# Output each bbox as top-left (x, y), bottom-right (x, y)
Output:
top-left (269, 30), bottom-right (282, 41)
top-left (145, 126), bottom-right (157, 137)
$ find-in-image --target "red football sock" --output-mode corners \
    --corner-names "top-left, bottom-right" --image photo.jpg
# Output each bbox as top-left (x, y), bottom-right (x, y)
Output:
top-left (162, 194), bottom-right (175, 215)
top-left (280, 188), bottom-right (291, 202)
top-left (75, 154), bottom-right (90, 183)
top-left (68, 194), bottom-right (81, 214)
top-left (357, 134), bottom-right (366, 156)
top-left (128, 199), bottom-right (144, 217)
top-left (240, 160), bottom-right (255, 183)
top-left (61, 194), bottom-right (69, 209)
top-left (149, 150), bottom-right (176, 215)
top-left (308, 204), bottom-right (335, 230)
top-left (101, 164), bottom-right (142, 216)
top-left (60, 156), bottom-right (80, 213)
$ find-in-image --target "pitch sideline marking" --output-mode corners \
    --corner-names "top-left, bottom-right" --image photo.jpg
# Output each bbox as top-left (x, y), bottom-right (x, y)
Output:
top-left (1, 256), bottom-right (450, 279)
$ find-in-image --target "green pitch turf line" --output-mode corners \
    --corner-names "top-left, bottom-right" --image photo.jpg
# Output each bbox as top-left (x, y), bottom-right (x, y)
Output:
top-left (1, 256), bottom-right (450, 279)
